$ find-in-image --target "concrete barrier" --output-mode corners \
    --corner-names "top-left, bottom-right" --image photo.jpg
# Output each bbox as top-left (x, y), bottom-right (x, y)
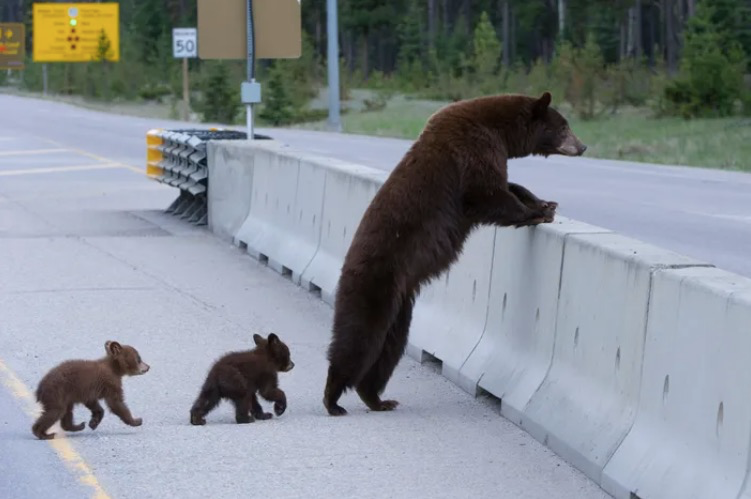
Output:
top-left (520, 233), bottom-right (708, 483)
top-left (297, 161), bottom-right (388, 305)
top-left (456, 217), bottom-right (611, 414)
top-left (207, 141), bottom-right (256, 242)
top-left (233, 144), bottom-right (326, 282)
top-left (601, 266), bottom-right (751, 499)
top-left (205, 139), bottom-right (751, 499)
top-left (406, 226), bottom-right (496, 385)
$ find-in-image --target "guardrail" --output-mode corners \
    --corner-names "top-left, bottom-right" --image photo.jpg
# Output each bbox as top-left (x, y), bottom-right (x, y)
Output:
top-left (183, 137), bottom-right (751, 499)
top-left (145, 128), bottom-right (251, 225)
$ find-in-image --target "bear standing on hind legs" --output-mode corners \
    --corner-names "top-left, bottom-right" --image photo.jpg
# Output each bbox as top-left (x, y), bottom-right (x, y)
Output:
top-left (323, 91), bottom-right (587, 416)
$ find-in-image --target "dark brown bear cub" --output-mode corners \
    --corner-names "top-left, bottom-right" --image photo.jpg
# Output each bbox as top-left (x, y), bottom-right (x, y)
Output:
top-left (323, 92), bottom-right (587, 416)
top-left (32, 341), bottom-right (150, 440)
top-left (190, 333), bottom-right (295, 425)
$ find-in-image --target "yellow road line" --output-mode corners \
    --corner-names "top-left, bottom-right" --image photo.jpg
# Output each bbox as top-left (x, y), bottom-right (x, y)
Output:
top-left (0, 359), bottom-right (111, 499)
top-left (0, 148), bottom-right (71, 157)
top-left (0, 163), bottom-right (122, 176)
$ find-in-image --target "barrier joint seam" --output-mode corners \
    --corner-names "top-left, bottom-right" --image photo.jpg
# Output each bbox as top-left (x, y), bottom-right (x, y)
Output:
top-left (456, 227), bottom-right (498, 387)
top-left (297, 168), bottom-right (329, 280)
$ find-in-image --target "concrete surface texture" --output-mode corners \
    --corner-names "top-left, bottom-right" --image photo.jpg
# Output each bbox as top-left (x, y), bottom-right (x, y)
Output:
top-left (1, 93), bottom-right (749, 278)
top-left (0, 101), bottom-right (610, 497)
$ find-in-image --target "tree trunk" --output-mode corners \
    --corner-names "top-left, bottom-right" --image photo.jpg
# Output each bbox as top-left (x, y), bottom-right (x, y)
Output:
top-left (634, 0), bottom-right (643, 59)
top-left (501, 0), bottom-right (510, 66)
top-left (428, 0), bottom-right (436, 46)
top-left (558, 0), bottom-right (565, 38)
top-left (360, 33), bottom-right (369, 77)
top-left (686, 0), bottom-right (695, 17)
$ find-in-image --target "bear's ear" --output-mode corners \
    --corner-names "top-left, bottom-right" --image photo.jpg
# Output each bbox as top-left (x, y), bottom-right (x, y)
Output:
top-left (532, 91), bottom-right (552, 118)
top-left (253, 334), bottom-right (265, 347)
top-left (105, 341), bottom-right (122, 357)
top-left (267, 333), bottom-right (279, 345)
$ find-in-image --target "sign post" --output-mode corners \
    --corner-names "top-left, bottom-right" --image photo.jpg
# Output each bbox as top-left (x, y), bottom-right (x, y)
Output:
top-left (172, 28), bottom-right (197, 121)
top-left (197, 0), bottom-right (302, 140)
top-left (0, 23), bottom-right (25, 71)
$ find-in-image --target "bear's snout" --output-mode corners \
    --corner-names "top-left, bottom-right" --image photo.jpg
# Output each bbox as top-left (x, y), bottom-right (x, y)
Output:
top-left (556, 128), bottom-right (587, 156)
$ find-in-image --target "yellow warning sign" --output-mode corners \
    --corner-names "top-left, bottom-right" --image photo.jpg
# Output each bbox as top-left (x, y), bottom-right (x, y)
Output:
top-left (33, 3), bottom-right (119, 62)
top-left (0, 23), bottom-right (25, 70)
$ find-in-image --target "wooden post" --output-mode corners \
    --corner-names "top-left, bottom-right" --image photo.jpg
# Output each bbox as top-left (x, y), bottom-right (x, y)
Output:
top-left (182, 57), bottom-right (190, 121)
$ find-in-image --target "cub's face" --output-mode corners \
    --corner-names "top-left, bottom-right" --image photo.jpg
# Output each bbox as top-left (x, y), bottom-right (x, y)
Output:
top-left (253, 333), bottom-right (295, 373)
top-left (528, 92), bottom-right (587, 158)
top-left (105, 341), bottom-right (150, 376)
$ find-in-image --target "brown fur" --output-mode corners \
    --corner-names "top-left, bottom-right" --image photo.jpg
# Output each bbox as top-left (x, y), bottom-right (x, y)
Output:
top-left (323, 92), bottom-right (587, 416)
top-left (189, 333), bottom-right (295, 425)
top-left (32, 341), bottom-right (150, 440)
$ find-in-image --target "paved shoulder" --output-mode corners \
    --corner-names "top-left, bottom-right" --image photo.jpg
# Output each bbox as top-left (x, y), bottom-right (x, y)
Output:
top-left (0, 213), bottom-right (609, 498)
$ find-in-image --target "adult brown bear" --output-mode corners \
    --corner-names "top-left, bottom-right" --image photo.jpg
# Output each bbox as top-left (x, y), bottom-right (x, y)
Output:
top-left (323, 92), bottom-right (586, 416)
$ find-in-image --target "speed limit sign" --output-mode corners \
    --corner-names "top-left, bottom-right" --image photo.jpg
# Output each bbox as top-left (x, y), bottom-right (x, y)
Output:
top-left (173, 28), bottom-right (197, 58)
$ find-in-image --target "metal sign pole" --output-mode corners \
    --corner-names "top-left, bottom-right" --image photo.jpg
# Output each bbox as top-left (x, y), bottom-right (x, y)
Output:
top-left (243, 0), bottom-right (261, 141)
top-left (326, 0), bottom-right (341, 132)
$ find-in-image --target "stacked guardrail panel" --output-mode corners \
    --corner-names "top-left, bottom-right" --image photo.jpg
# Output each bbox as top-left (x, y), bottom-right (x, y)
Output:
top-left (146, 128), bottom-right (247, 225)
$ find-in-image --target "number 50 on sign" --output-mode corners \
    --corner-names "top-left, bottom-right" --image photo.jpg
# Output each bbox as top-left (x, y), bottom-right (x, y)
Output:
top-left (173, 28), bottom-right (197, 58)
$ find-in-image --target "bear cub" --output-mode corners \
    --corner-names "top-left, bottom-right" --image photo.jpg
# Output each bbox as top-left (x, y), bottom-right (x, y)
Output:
top-left (190, 332), bottom-right (295, 426)
top-left (32, 340), bottom-right (150, 440)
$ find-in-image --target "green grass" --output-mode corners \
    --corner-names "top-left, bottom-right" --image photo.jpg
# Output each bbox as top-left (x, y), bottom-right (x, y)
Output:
top-left (296, 94), bottom-right (751, 172)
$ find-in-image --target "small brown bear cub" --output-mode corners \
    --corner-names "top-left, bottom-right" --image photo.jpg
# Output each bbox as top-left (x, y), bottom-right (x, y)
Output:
top-left (32, 341), bottom-right (150, 440)
top-left (190, 333), bottom-right (295, 426)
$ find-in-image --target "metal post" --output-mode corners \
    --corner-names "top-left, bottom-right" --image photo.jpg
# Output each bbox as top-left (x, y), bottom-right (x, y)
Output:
top-left (42, 63), bottom-right (48, 96)
top-left (245, 0), bottom-right (256, 141)
top-left (326, 0), bottom-right (341, 132)
top-left (182, 57), bottom-right (190, 121)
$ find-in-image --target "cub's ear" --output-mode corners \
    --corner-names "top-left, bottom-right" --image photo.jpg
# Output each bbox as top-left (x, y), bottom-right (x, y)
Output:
top-left (253, 334), bottom-right (265, 347)
top-left (105, 341), bottom-right (122, 357)
top-left (532, 91), bottom-right (552, 118)
top-left (267, 333), bottom-right (279, 345)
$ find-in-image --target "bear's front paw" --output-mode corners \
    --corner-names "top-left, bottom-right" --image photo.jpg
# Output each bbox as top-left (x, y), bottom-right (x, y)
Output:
top-left (254, 411), bottom-right (273, 420)
top-left (540, 200), bottom-right (557, 222)
top-left (130, 418), bottom-right (143, 427)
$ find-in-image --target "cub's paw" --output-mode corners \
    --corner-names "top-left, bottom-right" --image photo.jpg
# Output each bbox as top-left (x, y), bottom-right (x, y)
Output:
top-left (65, 422), bottom-right (86, 432)
top-left (129, 418), bottom-right (143, 427)
top-left (254, 411), bottom-right (273, 421)
top-left (190, 413), bottom-right (206, 426)
top-left (324, 397), bottom-right (348, 416)
top-left (274, 401), bottom-right (287, 417)
top-left (373, 399), bottom-right (399, 411)
top-left (235, 414), bottom-right (254, 424)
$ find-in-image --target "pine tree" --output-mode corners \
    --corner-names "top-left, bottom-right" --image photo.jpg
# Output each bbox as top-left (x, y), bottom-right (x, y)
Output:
top-left (470, 11), bottom-right (501, 80)
top-left (199, 62), bottom-right (240, 124)
top-left (258, 62), bottom-right (295, 126)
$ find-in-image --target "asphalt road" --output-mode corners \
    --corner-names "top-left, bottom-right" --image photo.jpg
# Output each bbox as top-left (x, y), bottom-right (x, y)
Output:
top-left (0, 98), bottom-right (609, 497)
top-left (2, 93), bottom-right (749, 278)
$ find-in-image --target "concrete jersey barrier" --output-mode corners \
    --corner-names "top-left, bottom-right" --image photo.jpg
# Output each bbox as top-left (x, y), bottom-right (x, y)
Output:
top-left (206, 138), bottom-right (751, 499)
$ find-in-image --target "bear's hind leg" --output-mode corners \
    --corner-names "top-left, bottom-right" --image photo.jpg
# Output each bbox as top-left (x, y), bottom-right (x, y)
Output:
top-left (61, 403), bottom-right (85, 432)
top-left (190, 383), bottom-right (222, 426)
top-left (32, 406), bottom-right (64, 440)
top-left (355, 293), bottom-right (415, 412)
